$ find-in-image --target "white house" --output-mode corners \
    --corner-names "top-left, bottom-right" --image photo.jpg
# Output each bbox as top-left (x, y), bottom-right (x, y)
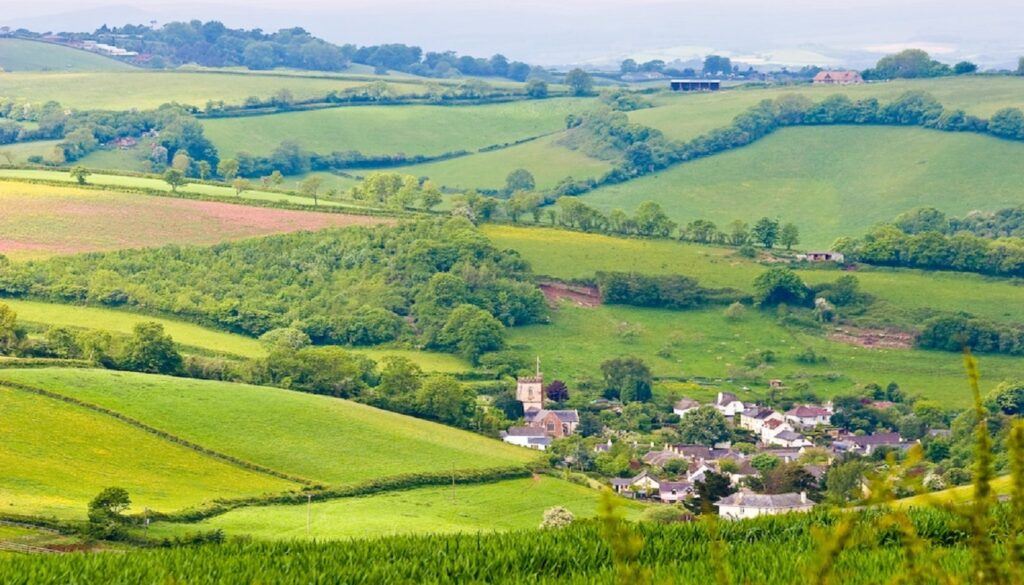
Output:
top-left (500, 427), bottom-right (550, 451)
top-left (658, 481), bottom-right (693, 503)
top-left (610, 470), bottom-right (660, 497)
top-left (714, 392), bottom-right (745, 417)
top-left (785, 405), bottom-right (832, 429)
top-left (739, 406), bottom-right (785, 433)
top-left (759, 418), bottom-right (795, 443)
top-left (717, 491), bottom-right (815, 520)
top-left (673, 397), bottom-right (701, 418)
top-left (765, 430), bottom-right (813, 448)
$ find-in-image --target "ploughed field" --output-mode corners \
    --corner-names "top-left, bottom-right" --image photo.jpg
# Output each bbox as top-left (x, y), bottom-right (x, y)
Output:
top-left (0, 180), bottom-right (392, 259)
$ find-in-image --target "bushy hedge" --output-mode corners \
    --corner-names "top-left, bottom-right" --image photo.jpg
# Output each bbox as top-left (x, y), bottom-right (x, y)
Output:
top-left (596, 272), bottom-right (743, 309)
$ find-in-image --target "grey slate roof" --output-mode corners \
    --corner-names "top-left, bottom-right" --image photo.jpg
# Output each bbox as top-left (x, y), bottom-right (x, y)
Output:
top-left (717, 491), bottom-right (812, 509)
top-left (504, 426), bottom-right (546, 437)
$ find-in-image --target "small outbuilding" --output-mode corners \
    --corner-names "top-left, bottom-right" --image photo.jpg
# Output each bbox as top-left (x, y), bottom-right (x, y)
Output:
top-left (670, 79), bottom-right (721, 91)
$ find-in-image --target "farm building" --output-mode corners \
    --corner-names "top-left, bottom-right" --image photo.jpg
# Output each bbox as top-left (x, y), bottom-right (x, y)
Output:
top-left (813, 70), bottom-right (864, 85)
top-left (796, 251), bottom-right (845, 263)
top-left (670, 79), bottom-right (721, 91)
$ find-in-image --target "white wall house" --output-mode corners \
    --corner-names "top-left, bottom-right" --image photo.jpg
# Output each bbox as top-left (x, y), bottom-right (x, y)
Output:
top-left (714, 392), bottom-right (745, 417)
top-left (717, 491), bottom-right (815, 520)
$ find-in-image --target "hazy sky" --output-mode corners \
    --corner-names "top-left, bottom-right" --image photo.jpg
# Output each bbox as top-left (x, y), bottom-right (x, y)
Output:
top-left (5, 0), bottom-right (1023, 67)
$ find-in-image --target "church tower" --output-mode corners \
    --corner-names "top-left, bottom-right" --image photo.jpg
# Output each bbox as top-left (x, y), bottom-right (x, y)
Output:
top-left (516, 357), bottom-right (545, 414)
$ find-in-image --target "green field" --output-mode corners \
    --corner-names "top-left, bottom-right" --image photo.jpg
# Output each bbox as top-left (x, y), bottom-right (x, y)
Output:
top-left (483, 225), bottom-right (1024, 327)
top-left (0, 180), bottom-right (389, 260)
top-left (635, 77), bottom-right (1024, 142)
top-left (579, 126), bottom-right (1024, 247)
top-left (0, 39), bottom-right (134, 72)
top-left (0, 298), bottom-right (469, 371)
top-left (0, 385), bottom-right (297, 519)
top-left (148, 477), bottom-right (643, 540)
top-left (897, 476), bottom-right (1013, 507)
top-left (507, 301), bottom-right (1019, 407)
top-left (0, 140), bottom-right (63, 164)
top-left (0, 369), bottom-right (538, 486)
top-left (204, 99), bottom-right (592, 157)
top-left (0, 71), bottom-right (429, 110)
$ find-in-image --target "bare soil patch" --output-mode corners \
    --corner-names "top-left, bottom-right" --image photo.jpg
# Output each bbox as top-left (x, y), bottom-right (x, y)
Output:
top-left (539, 281), bottom-right (601, 308)
top-left (828, 325), bottom-right (914, 349)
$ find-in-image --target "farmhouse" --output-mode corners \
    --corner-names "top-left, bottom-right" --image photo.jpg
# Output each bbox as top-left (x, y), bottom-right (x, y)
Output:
top-left (670, 79), bottom-right (721, 91)
top-left (714, 392), bottom-right (746, 417)
top-left (658, 481), bottom-right (694, 503)
top-left (717, 490), bottom-right (815, 519)
top-left (766, 430), bottom-right (813, 448)
top-left (610, 470), bottom-right (660, 497)
top-left (812, 70), bottom-right (864, 85)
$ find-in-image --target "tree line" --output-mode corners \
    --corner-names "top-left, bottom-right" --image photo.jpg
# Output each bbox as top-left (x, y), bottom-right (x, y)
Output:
top-left (596, 272), bottom-right (743, 310)
top-left (0, 219), bottom-right (546, 363)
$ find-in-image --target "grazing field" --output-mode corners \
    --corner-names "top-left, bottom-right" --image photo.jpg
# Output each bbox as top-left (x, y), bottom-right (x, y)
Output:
top-left (149, 477), bottom-right (643, 540)
top-left (0, 71), bottom-right (428, 110)
top-left (0, 140), bottom-right (63, 164)
top-left (204, 99), bottom-right (593, 157)
top-left (484, 225), bottom-right (1024, 327)
top-left (0, 369), bottom-right (539, 486)
top-left (0, 170), bottom-right (369, 209)
top-left (0, 385), bottom-right (298, 519)
top-left (383, 133), bottom-right (613, 191)
top-left (0, 181), bottom-right (392, 259)
top-left (897, 476), bottom-right (1013, 507)
top-left (0, 39), bottom-right (134, 72)
top-left (506, 302), bottom-right (1019, 407)
top-left (579, 126), bottom-right (1024, 247)
top-left (636, 77), bottom-right (1024, 142)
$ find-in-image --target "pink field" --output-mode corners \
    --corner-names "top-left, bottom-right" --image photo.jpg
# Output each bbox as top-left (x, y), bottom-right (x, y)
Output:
top-left (0, 184), bottom-right (395, 259)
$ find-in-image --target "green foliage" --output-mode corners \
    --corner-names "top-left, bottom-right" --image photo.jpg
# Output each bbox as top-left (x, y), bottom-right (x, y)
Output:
top-left (162, 169), bottom-right (187, 192)
top-left (865, 49), bottom-right (952, 80)
top-left (540, 506), bottom-right (576, 529)
top-left (678, 406), bottom-right (730, 446)
top-left (987, 380), bottom-right (1024, 415)
top-left (505, 168), bottom-right (536, 193)
top-left (752, 267), bottom-right (810, 306)
top-left (600, 357), bottom-right (653, 403)
top-left (597, 272), bottom-right (741, 310)
top-left (119, 322), bottom-right (182, 375)
top-left (564, 69), bottom-right (594, 96)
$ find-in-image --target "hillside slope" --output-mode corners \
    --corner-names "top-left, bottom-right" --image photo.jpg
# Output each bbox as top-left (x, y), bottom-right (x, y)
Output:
top-left (0, 39), bottom-right (133, 72)
top-left (581, 126), bottom-right (1024, 247)
top-left (0, 369), bottom-right (539, 486)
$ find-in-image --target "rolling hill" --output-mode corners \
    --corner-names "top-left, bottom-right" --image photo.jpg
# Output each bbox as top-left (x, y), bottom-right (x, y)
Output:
top-left (0, 39), bottom-right (134, 72)
top-left (0, 384), bottom-right (298, 519)
top-left (0, 368), bottom-right (539, 487)
top-left (579, 125), bottom-right (1024, 247)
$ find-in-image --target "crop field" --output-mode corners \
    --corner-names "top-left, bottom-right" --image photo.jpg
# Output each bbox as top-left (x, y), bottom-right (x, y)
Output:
top-left (0, 39), bottom-right (134, 72)
top-left (0, 71), bottom-right (429, 110)
top-left (0, 180), bottom-right (392, 260)
top-left (381, 133), bottom-right (613, 191)
top-left (0, 385), bottom-right (298, 519)
top-left (0, 369), bottom-right (539, 486)
top-left (204, 99), bottom-right (593, 157)
top-left (578, 126), bottom-right (1024, 247)
top-left (484, 225), bottom-right (1024, 327)
top-left (148, 477), bottom-right (644, 540)
top-left (635, 77), bottom-right (1024, 142)
top-left (506, 302), bottom-right (1020, 407)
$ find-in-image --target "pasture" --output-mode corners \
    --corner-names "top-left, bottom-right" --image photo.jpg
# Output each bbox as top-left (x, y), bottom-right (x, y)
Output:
top-left (483, 225), bottom-right (1024, 328)
top-left (0, 180), bottom-right (391, 260)
top-left (506, 302), bottom-right (1019, 407)
top-left (581, 126), bottom-right (1024, 248)
top-left (0, 385), bottom-right (297, 519)
top-left (148, 477), bottom-right (644, 540)
top-left (635, 76), bottom-right (1024, 142)
top-left (0, 39), bottom-right (133, 72)
top-left (204, 99), bottom-right (592, 157)
top-left (0, 369), bottom-right (539, 486)
top-left (0, 70), bottom-right (428, 110)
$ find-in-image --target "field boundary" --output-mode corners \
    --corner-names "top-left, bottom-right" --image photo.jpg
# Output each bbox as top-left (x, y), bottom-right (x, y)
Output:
top-left (0, 381), bottom-right (316, 487)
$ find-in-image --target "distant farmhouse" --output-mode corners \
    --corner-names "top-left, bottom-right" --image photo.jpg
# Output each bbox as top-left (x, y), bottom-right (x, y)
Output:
top-left (812, 70), bottom-right (864, 85)
top-left (670, 79), bottom-right (721, 92)
top-left (795, 251), bottom-right (845, 263)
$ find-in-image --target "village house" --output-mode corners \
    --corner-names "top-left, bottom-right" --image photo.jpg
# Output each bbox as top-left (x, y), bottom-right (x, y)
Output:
top-left (785, 405), bottom-right (832, 429)
top-left (499, 427), bottom-right (550, 450)
top-left (760, 417), bottom-right (795, 442)
top-left (717, 490), bottom-right (815, 519)
top-left (658, 481), bottom-right (693, 503)
top-left (526, 409), bottom-right (579, 438)
top-left (740, 406), bottom-right (785, 434)
top-left (833, 432), bottom-right (908, 455)
top-left (673, 397), bottom-right (701, 417)
top-left (812, 70), bottom-right (864, 85)
top-left (765, 430), bottom-right (814, 448)
top-left (714, 392), bottom-right (746, 417)
top-left (610, 470), bottom-right (660, 498)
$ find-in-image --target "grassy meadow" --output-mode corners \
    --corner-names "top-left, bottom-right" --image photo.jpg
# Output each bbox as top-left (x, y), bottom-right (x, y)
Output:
top-left (0, 180), bottom-right (391, 260)
top-left (0, 39), bottom-right (134, 72)
top-left (204, 99), bottom-right (593, 157)
top-left (0, 385), bottom-right (298, 519)
top-left (581, 125), bottom-right (1024, 248)
top-left (0, 369), bottom-right (539, 486)
top-left (148, 477), bottom-right (644, 540)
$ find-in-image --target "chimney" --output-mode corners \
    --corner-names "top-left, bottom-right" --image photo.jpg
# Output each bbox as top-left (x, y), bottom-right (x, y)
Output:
top-left (799, 491), bottom-right (807, 504)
